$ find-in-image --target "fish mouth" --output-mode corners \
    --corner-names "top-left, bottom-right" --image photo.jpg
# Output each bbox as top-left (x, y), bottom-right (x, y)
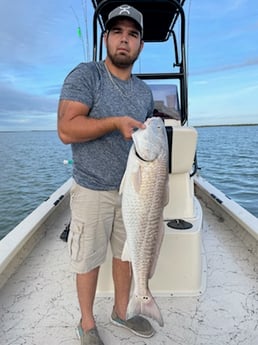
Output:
top-left (135, 148), bottom-right (148, 162)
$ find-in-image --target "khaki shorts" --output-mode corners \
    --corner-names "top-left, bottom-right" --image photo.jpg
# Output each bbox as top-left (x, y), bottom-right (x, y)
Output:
top-left (68, 181), bottom-right (126, 273)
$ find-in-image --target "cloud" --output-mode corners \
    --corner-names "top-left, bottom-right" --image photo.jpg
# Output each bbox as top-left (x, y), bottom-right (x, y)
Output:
top-left (0, 0), bottom-right (87, 130)
top-left (190, 0), bottom-right (248, 19)
top-left (0, 0), bottom-right (257, 129)
top-left (0, 112), bottom-right (58, 131)
top-left (192, 80), bottom-right (208, 85)
top-left (0, 81), bottom-right (58, 131)
top-left (0, 1), bottom-right (73, 65)
top-left (190, 56), bottom-right (258, 75)
top-left (0, 82), bottom-right (57, 113)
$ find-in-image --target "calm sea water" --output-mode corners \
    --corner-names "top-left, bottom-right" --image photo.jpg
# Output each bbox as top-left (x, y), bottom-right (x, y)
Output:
top-left (0, 131), bottom-right (72, 240)
top-left (196, 125), bottom-right (258, 218)
top-left (0, 125), bottom-right (257, 240)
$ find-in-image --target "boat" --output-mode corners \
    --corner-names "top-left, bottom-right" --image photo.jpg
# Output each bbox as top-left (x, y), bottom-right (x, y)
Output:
top-left (1, 1), bottom-right (258, 344)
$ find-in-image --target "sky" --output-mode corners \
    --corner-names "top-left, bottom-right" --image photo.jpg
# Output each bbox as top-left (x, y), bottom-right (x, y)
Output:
top-left (0, 0), bottom-right (257, 131)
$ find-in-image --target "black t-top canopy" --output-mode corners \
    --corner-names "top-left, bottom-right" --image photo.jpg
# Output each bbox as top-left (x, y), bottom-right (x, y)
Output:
top-left (91, 0), bottom-right (186, 42)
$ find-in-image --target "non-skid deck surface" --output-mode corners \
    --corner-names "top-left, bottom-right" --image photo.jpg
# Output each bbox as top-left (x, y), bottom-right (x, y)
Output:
top-left (0, 202), bottom-right (258, 345)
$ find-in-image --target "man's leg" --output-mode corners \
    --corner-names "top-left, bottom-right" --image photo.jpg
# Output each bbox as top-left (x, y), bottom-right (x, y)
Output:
top-left (77, 267), bottom-right (99, 331)
top-left (111, 257), bottom-right (155, 338)
top-left (112, 257), bottom-right (131, 320)
top-left (110, 194), bottom-right (154, 338)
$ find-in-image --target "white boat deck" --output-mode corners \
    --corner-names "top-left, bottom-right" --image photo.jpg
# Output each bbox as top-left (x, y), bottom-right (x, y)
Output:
top-left (1, 195), bottom-right (258, 345)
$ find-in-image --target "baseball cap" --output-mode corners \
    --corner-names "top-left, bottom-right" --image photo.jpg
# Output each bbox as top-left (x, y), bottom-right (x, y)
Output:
top-left (105, 4), bottom-right (143, 35)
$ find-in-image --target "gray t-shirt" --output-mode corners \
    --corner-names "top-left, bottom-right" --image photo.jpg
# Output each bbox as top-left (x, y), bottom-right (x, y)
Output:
top-left (60, 60), bottom-right (154, 190)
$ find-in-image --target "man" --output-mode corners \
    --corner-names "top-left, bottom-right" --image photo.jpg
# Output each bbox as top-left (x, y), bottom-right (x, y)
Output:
top-left (58, 4), bottom-right (154, 345)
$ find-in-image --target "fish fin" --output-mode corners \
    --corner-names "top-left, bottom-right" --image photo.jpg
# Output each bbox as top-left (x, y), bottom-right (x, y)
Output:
top-left (127, 289), bottom-right (164, 327)
top-left (132, 166), bottom-right (142, 193)
top-left (149, 218), bottom-right (165, 279)
top-left (121, 241), bottom-right (131, 262)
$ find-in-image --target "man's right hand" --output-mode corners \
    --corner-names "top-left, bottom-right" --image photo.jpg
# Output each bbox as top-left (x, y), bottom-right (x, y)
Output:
top-left (114, 116), bottom-right (146, 140)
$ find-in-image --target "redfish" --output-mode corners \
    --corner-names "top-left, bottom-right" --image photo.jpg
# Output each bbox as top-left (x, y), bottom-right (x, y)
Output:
top-left (120, 117), bottom-right (169, 327)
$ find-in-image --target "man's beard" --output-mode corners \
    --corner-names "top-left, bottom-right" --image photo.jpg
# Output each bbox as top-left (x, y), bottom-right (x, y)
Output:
top-left (106, 47), bottom-right (141, 68)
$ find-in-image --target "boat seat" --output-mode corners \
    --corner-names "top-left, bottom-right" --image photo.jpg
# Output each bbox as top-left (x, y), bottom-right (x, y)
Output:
top-left (97, 122), bottom-right (203, 296)
top-left (164, 121), bottom-right (198, 220)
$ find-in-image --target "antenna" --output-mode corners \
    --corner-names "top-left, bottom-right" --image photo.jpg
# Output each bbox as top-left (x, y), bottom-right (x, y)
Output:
top-left (82, 0), bottom-right (90, 61)
top-left (70, 5), bottom-right (86, 61)
top-left (186, 0), bottom-right (192, 76)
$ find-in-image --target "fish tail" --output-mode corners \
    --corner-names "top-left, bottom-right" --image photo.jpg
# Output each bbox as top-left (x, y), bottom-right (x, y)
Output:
top-left (127, 290), bottom-right (164, 327)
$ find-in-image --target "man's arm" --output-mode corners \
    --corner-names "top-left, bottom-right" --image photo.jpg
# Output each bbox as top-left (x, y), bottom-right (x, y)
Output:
top-left (57, 99), bottom-right (145, 144)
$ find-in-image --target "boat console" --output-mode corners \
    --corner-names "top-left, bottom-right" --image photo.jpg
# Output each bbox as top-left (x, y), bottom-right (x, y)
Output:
top-left (91, 0), bottom-right (204, 296)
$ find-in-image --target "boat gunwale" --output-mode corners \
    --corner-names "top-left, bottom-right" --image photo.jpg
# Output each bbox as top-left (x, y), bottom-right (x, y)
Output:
top-left (0, 178), bottom-right (73, 289)
top-left (194, 174), bottom-right (258, 257)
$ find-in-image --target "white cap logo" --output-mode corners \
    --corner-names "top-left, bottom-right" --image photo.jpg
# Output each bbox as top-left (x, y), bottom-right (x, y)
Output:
top-left (106, 4), bottom-right (143, 35)
top-left (119, 5), bottom-right (131, 15)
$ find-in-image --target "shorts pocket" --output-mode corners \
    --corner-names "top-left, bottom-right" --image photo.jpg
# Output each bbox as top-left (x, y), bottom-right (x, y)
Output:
top-left (68, 220), bottom-right (85, 262)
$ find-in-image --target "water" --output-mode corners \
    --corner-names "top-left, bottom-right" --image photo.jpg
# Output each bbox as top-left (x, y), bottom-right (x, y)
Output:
top-left (196, 125), bottom-right (258, 218)
top-left (0, 131), bottom-right (72, 240)
top-left (0, 125), bottom-right (257, 240)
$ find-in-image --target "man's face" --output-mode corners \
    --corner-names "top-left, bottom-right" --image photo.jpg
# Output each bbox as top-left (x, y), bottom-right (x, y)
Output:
top-left (105, 18), bottom-right (144, 68)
